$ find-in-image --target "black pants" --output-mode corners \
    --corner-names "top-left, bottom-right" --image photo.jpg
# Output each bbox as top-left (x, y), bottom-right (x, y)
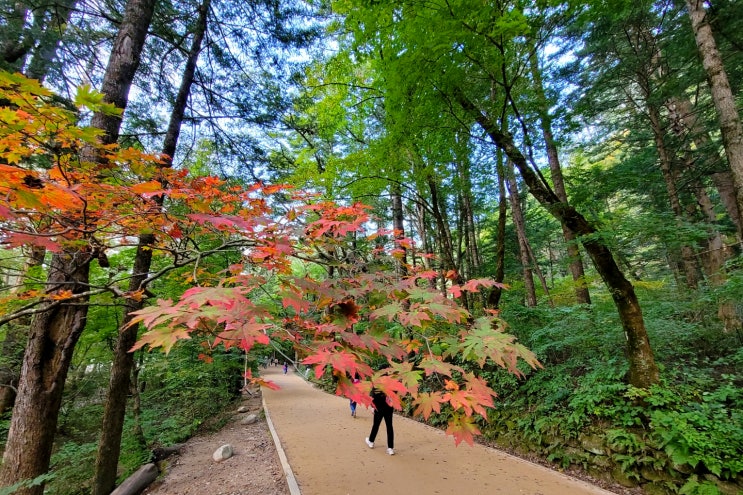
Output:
top-left (368, 407), bottom-right (394, 449)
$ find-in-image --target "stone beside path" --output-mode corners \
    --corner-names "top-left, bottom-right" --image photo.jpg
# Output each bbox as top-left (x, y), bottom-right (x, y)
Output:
top-left (260, 366), bottom-right (619, 495)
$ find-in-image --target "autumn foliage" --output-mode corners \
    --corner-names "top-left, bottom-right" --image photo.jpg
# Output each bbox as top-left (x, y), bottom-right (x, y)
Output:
top-left (0, 72), bottom-right (541, 446)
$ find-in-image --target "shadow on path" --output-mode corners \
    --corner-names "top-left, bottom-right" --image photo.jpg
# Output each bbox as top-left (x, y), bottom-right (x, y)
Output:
top-left (261, 367), bottom-right (618, 495)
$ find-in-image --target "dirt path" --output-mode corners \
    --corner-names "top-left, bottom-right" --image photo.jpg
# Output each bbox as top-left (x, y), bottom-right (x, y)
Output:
top-left (143, 367), bottom-right (621, 495)
top-left (261, 367), bottom-right (619, 495)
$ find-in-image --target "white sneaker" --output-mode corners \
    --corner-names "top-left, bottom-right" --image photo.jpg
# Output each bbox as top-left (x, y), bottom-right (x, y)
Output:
top-left (387, 448), bottom-right (395, 455)
top-left (365, 437), bottom-right (374, 448)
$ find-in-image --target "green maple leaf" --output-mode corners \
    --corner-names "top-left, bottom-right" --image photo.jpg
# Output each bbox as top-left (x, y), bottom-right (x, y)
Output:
top-left (427, 301), bottom-right (466, 323)
top-left (419, 356), bottom-right (463, 377)
top-left (446, 414), bottom-right (481, 446)
top-left (386, 361), bottom-right (422, 394)
top-left (451, 316), bottom-right (541, 376)
top-left (370, 301), bottom-right (404, 321)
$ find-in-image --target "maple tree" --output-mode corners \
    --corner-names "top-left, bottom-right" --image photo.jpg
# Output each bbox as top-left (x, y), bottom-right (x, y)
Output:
top-left (127, 203), bottom-right (543, 445)
top-left (0, 71), bottom-right (539, 456)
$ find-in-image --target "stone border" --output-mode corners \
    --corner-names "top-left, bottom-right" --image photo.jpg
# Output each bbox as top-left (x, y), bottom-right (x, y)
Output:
top-left (262, 396), bottom-right (301, 495)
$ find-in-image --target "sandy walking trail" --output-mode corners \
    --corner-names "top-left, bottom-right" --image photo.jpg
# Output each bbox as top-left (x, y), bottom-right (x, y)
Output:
top-left (261, 366), bottom-right (618, 495)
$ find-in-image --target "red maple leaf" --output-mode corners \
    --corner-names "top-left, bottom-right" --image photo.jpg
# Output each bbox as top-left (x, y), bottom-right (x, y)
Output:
top-left (301, 349), bottom-right (364, 379)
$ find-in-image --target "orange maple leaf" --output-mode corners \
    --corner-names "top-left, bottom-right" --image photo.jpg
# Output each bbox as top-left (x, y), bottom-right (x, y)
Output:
top-left (446, 414), bottom-right (481, 446)
top-left (413, 392), bottom-right (446, 420)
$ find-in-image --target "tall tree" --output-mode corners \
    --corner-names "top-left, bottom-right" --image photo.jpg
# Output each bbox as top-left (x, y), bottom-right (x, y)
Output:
top-left (684, 0), bottom-right (743, 242)
top-left (331, 0), bottom-right (660, 388)
top-left (528, 45), bottom-right (591, 304)
top-left (0, 0), bottom-right (156, 490)
top-left (92, 1), bottom-right (210, 492)
top-left (506, 162), bottom-right (538, 306)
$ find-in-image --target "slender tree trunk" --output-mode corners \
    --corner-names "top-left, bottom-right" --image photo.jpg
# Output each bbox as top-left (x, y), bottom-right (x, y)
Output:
top-left (668, 93), bottom-right (741, 330)
top-left (487, 153), bottom-right (508, 309)
top-left (391, 182), bottom-right (408, 276)
top-left (414, 201), bottom-right (432, 270)
top-left (529, 49), bottom-right (591, 304)
top-left (525, 240), bottom-right (554, 307)
top-left (93, 2), bottom-right (206, 493)
top-left (456, 157), bottom-right (481, 275)
top-left (455, 88), bottom-right (660, 388)
top-left (644, 93), bottom-right (702, 288)
top-left (685, 0), bottom-right (743, 241)
top-left (0, 0), bottom-right (156, 491)
top-left (506, 164), bottom-right (537, 307)
top-left (427, 177), bottom-right (457, 276)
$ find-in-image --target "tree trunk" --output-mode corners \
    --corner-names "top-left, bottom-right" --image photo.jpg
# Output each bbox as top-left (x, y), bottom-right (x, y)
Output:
top-left (427, 177), bottom-right (457, 276)
top-left (93, 1), bottom-right (204, 493)
top-left (455, 88), bottom-right (660, 389)
top-left (487, 151), bottom-right (508, 309)
top-left (391, 182), bottom-right (408, 276)
top-left (667, 96), bottom-right (742, 238)
top-left (506, 163), bottom-right (537, 307)
top-left (529, 49), bottom-right (591, 304)
top-left (644, 91), bottom-right (702, 288)
top-left (685, 0), bottom-right (743, 241)
top-left (0, 0), bottom-right (156, 491)
top-left (414, 201), bottom-right (432, 270)
top-left (90, 0), bottom-right (156, 146)
top-left (0, 250), bottom-right (93, 494)
top-left (456, 157), bottom-right (482, 276)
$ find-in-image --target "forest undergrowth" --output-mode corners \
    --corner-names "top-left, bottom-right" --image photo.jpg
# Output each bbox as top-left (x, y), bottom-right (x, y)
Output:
top-left (2, 280), bottom-right (741, 495)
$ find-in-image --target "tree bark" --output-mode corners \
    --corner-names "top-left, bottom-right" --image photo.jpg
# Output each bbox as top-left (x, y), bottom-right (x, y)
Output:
top-left (93, 1), bottom-right (205, 493)
top-left (506, 163), bottom-right (537, 307)
top-left (455, 88), bottom-right (660, 389)
top-left (668, 96), bottom-right (742, 238)
top-left (391, 182), bottom-right (408, 276)
top-left (487, 152), bottom-right (508, 309)
top-left (0, 250), bottom-right (93, 494)
top-left (685, 0), bottom-right (743, 241)
top-left (644, 90), bottom-right (702, 288)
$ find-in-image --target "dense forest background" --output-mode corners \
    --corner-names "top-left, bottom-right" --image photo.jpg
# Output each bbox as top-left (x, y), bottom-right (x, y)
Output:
top-left (0, 0), bottom-right (742, 494)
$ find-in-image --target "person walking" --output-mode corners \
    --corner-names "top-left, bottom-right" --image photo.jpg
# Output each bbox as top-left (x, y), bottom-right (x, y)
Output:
top-left (365, 388), bottom-right (394, 455)
top-left (283, 362), bottom-right (288, 374)
top-left (349, 374), bottom-right (360, 418)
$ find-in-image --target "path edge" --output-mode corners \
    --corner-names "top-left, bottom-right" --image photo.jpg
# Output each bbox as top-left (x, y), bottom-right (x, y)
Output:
top-left (262, 395), bottom-right (302, 495)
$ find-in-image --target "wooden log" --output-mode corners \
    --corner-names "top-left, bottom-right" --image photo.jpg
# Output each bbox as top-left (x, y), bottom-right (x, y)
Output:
top-left (110, 463), bottom-right (158, 495)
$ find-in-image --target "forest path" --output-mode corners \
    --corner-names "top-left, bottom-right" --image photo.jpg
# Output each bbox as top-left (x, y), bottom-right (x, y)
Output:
top-left (261, 366), bottom-right (619, 495)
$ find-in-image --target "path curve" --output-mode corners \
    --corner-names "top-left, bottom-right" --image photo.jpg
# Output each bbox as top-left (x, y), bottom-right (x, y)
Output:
top-left (261, 367), bottom-right (618, 495)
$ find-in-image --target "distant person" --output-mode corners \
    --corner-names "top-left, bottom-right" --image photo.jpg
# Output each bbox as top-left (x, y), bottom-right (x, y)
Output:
top-left (349, 374), bottom-right (360, 418)
top-left (365, 388), bottom-right (394, 455)
top-left (283, 362), bottom-right (288, 374)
